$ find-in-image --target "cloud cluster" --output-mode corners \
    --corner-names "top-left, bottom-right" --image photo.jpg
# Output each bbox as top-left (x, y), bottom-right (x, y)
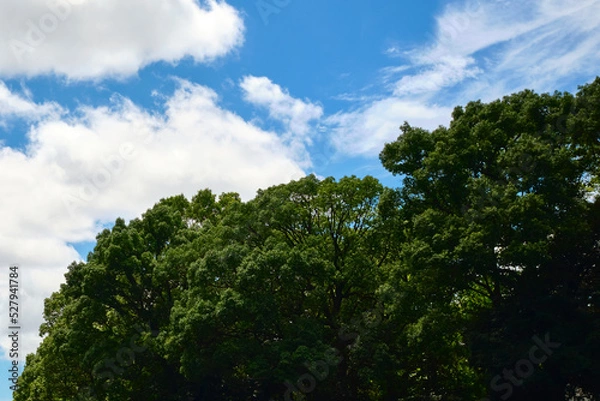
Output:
top-left (0, 79), bottom-right (306, 360)
top-left (0, 0), bottom-right (245, 79)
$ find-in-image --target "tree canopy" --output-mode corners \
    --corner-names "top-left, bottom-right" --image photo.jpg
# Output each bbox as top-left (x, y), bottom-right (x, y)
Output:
top-left (14, 78), bottom-right (600, 401)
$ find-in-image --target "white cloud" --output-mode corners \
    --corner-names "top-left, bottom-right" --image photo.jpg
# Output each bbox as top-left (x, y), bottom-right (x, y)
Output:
top-left (240, 76), bottom-right (324, 165)
top-left (328, 98), bottom-right (452, 156)
top-left (393, 55), bottom-right (481, 97)
top-left (0, 79), bottom-right (306, 360)
top-left (240, 76), bottom-right (323, 137)
top-left (0, 81), bottom-right (61, 119)
top-left (384, 46), bottom-right (402, 57)
top-left (0, 0), bottom-right (244, 79)
top-left (404, 0), bottom-right (600, 99)
top-left (329, 0), bottom-right (600, 157)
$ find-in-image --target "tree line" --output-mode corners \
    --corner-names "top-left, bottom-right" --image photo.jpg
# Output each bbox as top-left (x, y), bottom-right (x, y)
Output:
top-left (14, 78), bottom-right (600, 401)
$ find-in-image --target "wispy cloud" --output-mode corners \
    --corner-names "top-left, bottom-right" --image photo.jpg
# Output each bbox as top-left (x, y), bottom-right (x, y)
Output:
top-left (328, 0), bottom-right (600, 157)
top-left (393, 55), bottom-right (481, 97)
top-left (0, 81), bottom-right (61, 120)
top-left (327, 98), bottom-right (452, 156)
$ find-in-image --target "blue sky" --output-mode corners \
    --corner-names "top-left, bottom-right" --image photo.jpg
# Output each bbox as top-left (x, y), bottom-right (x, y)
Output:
top-left (1, 0), bottom-right (600, 399)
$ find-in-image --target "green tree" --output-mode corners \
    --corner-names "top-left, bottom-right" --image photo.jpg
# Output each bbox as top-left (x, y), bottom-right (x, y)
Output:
top-left (380, 78), bottom-right (600, 400)
top-left (15, 176), bottom-right (396, 401)
top-left (165, 175), bottom-right (390, 400)
top-left (15, 78), bottom-right (600, 401)
top-left (15, 196), bottom-right (197, 401)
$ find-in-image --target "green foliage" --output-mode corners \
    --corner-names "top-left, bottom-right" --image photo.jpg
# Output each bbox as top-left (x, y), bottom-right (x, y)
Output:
top-left (380, 78), bottom-right (600, 400)
top-left (14, 78), bottom-right (600, 401)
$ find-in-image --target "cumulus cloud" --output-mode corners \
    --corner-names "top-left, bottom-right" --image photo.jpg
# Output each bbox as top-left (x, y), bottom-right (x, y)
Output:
top-left (328, 0), bottom-right (600, 157)
top-left (0, 0), bottom-right (244, 79)
top-left (0, 79), bottom-right (306, 360)
top-left (240, 76), bottom-right (323, 137)
top-left (240, 76), bottom-right (324, 165)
